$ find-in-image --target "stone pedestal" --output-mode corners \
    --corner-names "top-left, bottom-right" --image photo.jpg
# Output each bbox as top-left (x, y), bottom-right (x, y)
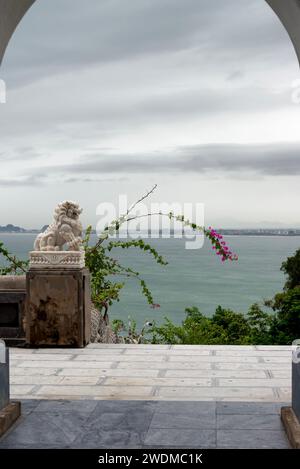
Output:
top-left (0, 340), bottom-right (21, 437)
top-left (281, 346), bottom-right (300, 448)
top-left (0, 341), bottom-right (9, 410)
top-left (292, 348), bottom-right (300, 422)
top-left (26, 254), bottom-right (91, 347)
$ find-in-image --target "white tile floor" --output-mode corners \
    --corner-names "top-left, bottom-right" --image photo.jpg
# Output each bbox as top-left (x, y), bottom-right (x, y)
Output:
top-left (10, 345), bottom-right (292, 402)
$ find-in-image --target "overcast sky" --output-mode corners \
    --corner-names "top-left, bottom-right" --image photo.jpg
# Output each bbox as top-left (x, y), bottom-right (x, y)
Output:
top-left (0, 0), bottom-right (299, 229)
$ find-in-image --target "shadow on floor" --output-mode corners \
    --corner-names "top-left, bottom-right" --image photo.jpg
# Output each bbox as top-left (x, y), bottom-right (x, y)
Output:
top-left (0, 399), bottom-right (291, 449)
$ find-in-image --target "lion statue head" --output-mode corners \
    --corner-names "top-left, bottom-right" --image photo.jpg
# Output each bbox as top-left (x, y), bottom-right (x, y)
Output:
top-left (53, 201), bottom-right (83, 223)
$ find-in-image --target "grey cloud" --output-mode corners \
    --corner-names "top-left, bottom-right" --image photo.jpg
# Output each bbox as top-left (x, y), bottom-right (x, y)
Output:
top-left (0, 146), bottom-right (42, 162)
top-left (2, 0), bottom-right (295, 87)
top-left (226, 70), bottom-right (244, 81)
top-left (0, 175), bottom-right (42, 186)
top-left (0, 84), bottom-right (293, 142)
top-left (64, 176), bottom-right (128, 183)
top-left (28, 143), bottom-right (300, 178)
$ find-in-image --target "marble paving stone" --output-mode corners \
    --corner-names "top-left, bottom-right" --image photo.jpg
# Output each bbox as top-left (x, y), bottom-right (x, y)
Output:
top-left (255, 346), bottom-right (292, 351)
top-left (104, 377), bottom-right (212, 387)
top-left (33, 348), bottom-right (125, 355)
top-left (92, 400), bottom-right (157, 413)
top-left (262, 357), bottom-right (291, 363)
top-left (165, 369), bottom-right (267, 378)
top-left (168, 355), bottom-right (260, 363)
top-left (219, 378), bottom-right (290, 387)
top-left (214, 363), bottom-right (288, 370)
top-left (60, 376), bottom-right (101, 385)
top-left (73, 429), bottom-right (146, 449)
top-left (144, 428), bottom-right (216, 448)
top-left (156, 401), bottom-right (216, 416)
top-left (271, 370), bottom-right (292, 378)
top-left (0, 411), bottom-right (90, 448)
top-left (149, 412), bottom-right (215, 430)
top-left (58, 368), bottom-right (160, 378)
top-left (9, 354), bottom-right (72, 361)
top-left (172, 345), bottom-right (256, 350)
top-left (16, 360), bottom-right (116, 368)
top-left (217, 413), bottom-right (284, 431)
top-left (85, 409), bottom-right (154, 432)
top-left (73, 355), bottom-right (165, 362)
top-left (87, 344), bottom-right (170, 349)
top-left (10, 367), bottom-right (60, 376)
top-left (124, 349), bottom-right (210, 356)
top-left (216, 402), bottom-right (286, 415)
top-left (35, 385), bottom-right (154, 398)
top-left (216, 429), bottom-right (290, 449)
top-left (216, 350), bottom-right (291, 356)
top-left (10, 385), bottom-right (35, 395)
top-left (115, 361), bottom-right (213, 370)
top-left (34, 399), bottom-right (98, 413)
top-left (278, 387), bottom-right (292, 400)
top-left (19, 399), bottom-right (40, 415)
top-left (11, 376), bottom-right (63, 385)
top-left (157, 386), bottom-right (277, 400)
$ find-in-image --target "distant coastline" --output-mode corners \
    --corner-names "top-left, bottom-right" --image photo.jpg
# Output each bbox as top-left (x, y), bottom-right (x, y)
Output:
top-left (0, 224), bottom-right (300, 237)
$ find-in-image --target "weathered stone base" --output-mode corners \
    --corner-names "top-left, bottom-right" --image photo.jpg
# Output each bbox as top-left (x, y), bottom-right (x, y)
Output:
top-left (281, 406), bottom-right (300, 449)
top-left (26, 268), bottom-right (91, 347)
top-left (0, 402), bottom-right (21, 438)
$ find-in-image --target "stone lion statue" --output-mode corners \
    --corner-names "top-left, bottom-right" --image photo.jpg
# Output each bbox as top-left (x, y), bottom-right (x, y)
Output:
top-left (34, 201), bottom-right (83, 252)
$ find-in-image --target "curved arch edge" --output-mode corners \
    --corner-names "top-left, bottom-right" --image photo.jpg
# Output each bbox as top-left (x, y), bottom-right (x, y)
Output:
top-left (266, 0), bottom-right (300, 66)
top-left (0, 0), bottom-right (36, 65)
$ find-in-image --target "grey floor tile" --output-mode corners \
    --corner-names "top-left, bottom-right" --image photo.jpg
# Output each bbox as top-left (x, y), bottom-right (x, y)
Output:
top-left (156, 400), bottom-right (216, 416)
top-left (216, 401), bottom-right (283, 415)
top-left (217, 429), bottom-right (290, 449)
top-left (0, 410), bottom-right (90, 448)
top-left (73, 429), bottom-right (145, 448)
top-left (19, 399), bottom-right (40, 415)
top-left (150, 411), bottom-right (216, 430)
top-left (217, 413), bottom-right (284, 431)
top-left (93, 400), bottom-right (157, 412)
top-left (144, 428), bottom-right (216, 448)
top-left (85, 409), bottom-right (155, 432)
top-left (34, 399), bottom-right (98, 414)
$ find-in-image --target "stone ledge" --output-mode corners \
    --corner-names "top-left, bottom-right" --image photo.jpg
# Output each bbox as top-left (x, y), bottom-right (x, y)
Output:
top-left (0, 401), bottom-right (21, 438)
top-left (281, 406), bottom-right (300, 449)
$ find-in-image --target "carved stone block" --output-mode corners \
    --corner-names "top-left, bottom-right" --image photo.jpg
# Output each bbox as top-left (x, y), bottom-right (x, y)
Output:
top-left (26, 268), bottom-right (91, 347)
top-left (29, 250), bottom-right (85, 269)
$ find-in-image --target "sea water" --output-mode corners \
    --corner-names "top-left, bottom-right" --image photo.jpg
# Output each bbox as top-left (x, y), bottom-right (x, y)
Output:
top-left (0, 233), bottom-right (299, 327)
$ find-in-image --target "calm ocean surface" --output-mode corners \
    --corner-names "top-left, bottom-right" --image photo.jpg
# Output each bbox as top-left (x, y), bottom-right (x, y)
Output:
top-left (1, 234), bottom-right (299, 327)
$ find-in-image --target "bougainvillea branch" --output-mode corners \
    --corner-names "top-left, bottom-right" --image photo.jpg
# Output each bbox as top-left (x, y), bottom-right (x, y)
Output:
top-left (94, 185), bottom-right (238, 263)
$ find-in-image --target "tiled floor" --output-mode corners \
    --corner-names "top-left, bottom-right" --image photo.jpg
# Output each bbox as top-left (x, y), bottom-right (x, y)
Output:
top-left (1, 345), bottom-right (292, 449)
top-left (9, 345), bottom-right (292, 402)
top-left (0, 399), bottom-right (290, 449)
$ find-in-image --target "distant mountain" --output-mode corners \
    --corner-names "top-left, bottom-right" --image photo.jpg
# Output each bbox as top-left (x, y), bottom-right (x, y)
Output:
top-left (0, 225), bottom-right (299, 236)
top-left (0, 224), bottom-right (42, 233)
top-left (0, 224), bottom-right (26, 233)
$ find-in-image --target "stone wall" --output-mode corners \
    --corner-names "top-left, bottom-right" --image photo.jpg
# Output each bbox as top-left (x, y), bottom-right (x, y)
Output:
top-left (0, 276), bottom-right (26, 345)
